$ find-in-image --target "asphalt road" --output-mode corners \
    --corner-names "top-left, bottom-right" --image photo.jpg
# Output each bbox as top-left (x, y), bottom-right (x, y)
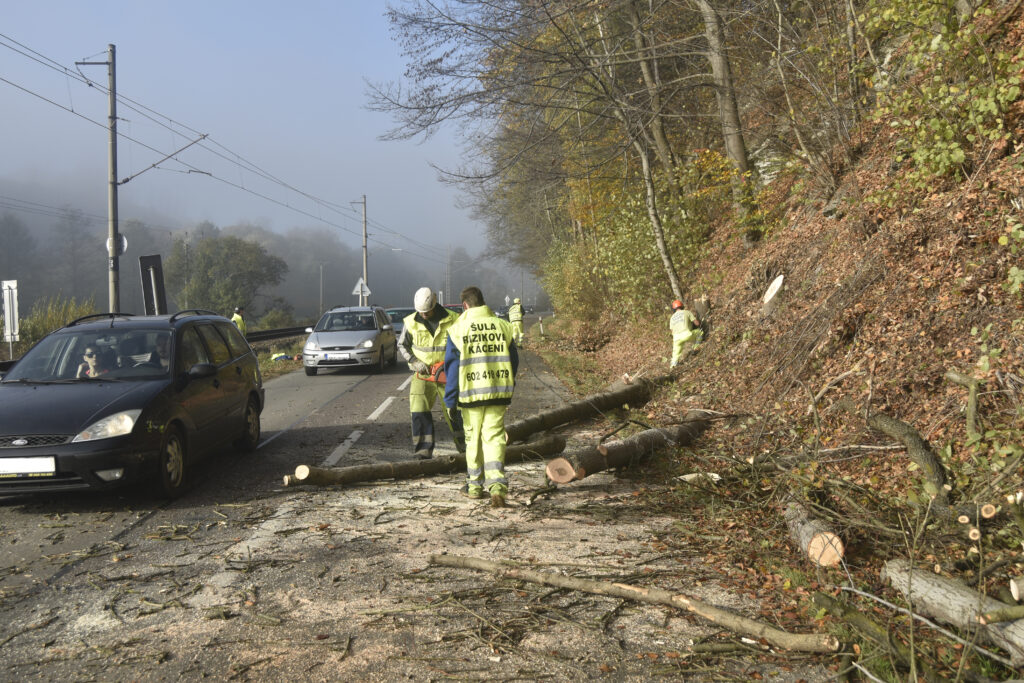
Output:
top-left (0, 361), bottom-right (430, 619)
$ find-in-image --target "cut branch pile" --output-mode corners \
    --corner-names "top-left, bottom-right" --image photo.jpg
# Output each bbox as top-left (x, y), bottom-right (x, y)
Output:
top-left (429, 553), bottom-right (840, 654)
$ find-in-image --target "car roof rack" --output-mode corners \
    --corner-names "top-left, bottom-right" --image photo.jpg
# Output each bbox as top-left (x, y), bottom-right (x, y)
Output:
top-left (67, 312), bottom-right (136, 327)
top-left (169, 309), bottom-right (220, 322)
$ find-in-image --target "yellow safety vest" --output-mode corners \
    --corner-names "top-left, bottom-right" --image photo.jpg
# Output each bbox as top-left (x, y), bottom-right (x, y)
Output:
top-left (669, 309), bottom-right (698, 341)
top-left (404, 309), bottom-right (460, 366)
top-left (508, 303), bottom-right (523, 322)
top-left (448, 305), bottom-right (515, 404)
top-left (231, 313), bottom-right (247, 336)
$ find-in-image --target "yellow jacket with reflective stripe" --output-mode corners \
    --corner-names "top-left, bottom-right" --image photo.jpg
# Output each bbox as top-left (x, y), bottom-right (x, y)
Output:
top-left (669, 309), bottom-right (698, 340)
top-left (507, 303), bottom-right (523, 322)
top-left (402, 309), bottom-right (460, 366)
top-left (446, 305), bottom-right (515, 405)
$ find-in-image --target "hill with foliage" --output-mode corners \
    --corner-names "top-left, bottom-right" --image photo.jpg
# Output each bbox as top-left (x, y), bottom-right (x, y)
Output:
top-left (377, 0), bottom-right (1024, 678)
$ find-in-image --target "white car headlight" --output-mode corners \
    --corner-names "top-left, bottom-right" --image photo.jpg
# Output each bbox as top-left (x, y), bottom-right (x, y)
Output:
top-left (72, 409), bottom-right (142, 442)
top-left (305, 339), bottom-right (320, 351)
top-left (359, 339), bottom-right (374, 349)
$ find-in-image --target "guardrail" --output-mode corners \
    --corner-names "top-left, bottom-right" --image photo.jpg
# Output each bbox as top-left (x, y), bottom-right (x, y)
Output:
top-left (246, 326), bottom-right (310, 343)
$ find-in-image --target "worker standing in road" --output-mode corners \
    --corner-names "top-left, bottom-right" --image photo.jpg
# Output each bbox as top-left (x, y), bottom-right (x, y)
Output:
top-left (507, 297), bottom-right (524, 346)
top-left (231, 306), bottom-right (247, 336)
top-left (399, 287), bottom-right (465, 459)
top-left (669, 299), bottom-right (702, 368)
top-left (444, 286), bottom-right (518, 508)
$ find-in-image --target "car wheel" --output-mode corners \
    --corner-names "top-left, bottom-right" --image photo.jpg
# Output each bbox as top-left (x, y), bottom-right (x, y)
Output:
top-left (389, 342), bottom-right (398, 367)
top-left (157, 426), bottom-right (187, 497)
top-left (235, 396), bottom-right (261, 453)
top-left (374, 350), bottom-right (385, 374)
top-left (305, 366), bottom-right (317, 376)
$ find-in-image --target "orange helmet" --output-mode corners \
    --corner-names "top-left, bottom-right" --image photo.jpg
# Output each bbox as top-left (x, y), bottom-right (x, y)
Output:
top-left (671, 300), bottom-right (683, 310)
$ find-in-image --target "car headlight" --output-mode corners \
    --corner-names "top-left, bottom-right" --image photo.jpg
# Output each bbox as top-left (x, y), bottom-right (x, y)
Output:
top-left (72, 409), bottom-right (142, 442)
top-left (305, 339), bottom-right (320, 351)
top-left (359, 339), bottom-right (374, 349)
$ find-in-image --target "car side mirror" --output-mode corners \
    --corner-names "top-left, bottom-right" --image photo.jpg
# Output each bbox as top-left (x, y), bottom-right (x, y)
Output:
top-left (305, 327), bottom-right (313, 334)
top-left (382, 324), bottom-right (393, 331)
top-left (187, 363), bottom-right (218, 380)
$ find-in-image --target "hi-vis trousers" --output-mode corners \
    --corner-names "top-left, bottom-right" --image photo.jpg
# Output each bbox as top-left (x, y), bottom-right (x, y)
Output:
top-left (410, 374), bottom-right (464, 457)
top-left (461, 404), bottom-right (508, 496)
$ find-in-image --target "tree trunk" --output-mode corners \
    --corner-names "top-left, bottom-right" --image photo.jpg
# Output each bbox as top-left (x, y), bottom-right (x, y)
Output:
top-left (867, 413), bottom-right (948, 506)
top-left (784, 502), bottom-right (844, 567)
top-left (697, 0), bottom-right (755, 224)
top-left (289, 435), bottom-right (566, 488)
top-left (545, 412), bottom-right (710, 484)
top-left (429, 554), bottom-right (841, 654)
top-left (883, 558), bottom-right (1024, 666)
top-left (505, 378), bottom-right (654, 443)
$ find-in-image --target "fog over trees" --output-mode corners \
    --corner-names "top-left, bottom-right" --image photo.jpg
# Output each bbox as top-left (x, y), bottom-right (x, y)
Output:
top-left (0, 194), bottom-right (535, 326)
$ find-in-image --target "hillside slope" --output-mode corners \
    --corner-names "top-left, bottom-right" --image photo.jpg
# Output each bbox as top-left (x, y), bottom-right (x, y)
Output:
top-left (535, 8), bottom-right (1024, 680)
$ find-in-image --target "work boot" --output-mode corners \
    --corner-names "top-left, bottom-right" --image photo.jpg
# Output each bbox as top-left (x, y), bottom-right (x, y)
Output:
top-left (460, 484), bottom-right (484, 500)
top-left (490, 492), bottom-right (506, 508)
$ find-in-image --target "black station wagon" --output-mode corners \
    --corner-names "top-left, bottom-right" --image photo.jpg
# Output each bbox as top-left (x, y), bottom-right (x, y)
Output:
top-left (0, 311), bottom-right (264, 497)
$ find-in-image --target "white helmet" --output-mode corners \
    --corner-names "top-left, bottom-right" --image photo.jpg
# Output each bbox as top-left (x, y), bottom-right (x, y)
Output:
top-left (514, 298), bottom-right (521, 304)
top-left (413, 287), bottom-right (436, 314)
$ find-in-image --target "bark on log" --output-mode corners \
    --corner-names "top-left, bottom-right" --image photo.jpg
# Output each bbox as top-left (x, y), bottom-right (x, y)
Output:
top-left (545, 411), bottom-right (710, 484)
top-left (866, 412), bottom-right (948, 506)
top-left (504, 379), bottom-right (653, 444)
top-left (429, 553), bottom-right (840, 654)
top-left (883, 558), bottom-right (1024, 665)
top-left (784, 502), bottom-right (845, 567)
top-left (289, 435), bottom-right (566, 488)
top-left (812, 592), bottom-right (945, 682)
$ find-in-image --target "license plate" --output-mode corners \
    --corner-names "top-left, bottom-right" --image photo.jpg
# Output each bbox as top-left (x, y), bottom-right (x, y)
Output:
top-left (325, 352), bottom-right (349, 360)
top-left (0, 456), bottom-right (56, 478)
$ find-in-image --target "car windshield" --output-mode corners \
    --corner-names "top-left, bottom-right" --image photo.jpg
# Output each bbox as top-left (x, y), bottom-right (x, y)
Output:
top-left (2, 329), bottom-right (174, 382)
top-left (387, 309), bottom-right (414, 323)
top-left (315, 312), bottom-right (377, 332)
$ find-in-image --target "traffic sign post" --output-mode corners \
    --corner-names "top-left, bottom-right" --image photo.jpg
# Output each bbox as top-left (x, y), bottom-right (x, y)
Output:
top-left (2, 280), bottom-right (19, 359)
top-left (351, 277), bottom-right (371, 305)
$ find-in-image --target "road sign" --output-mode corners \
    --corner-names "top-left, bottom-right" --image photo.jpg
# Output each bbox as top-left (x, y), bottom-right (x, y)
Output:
top-left (2, 280), bottom-right (19, 343)
top-left (351, 277), bottom-right (371, 297)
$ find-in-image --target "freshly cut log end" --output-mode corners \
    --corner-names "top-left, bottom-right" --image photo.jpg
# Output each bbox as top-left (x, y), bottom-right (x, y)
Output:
top-left (546, 457), bottom-right (582, 484)
top-left (784, 502), bottom-right (845, 567)
top-left (806, 533), bottom-right (844, 567)
top-left (295, 464), bottom-right (312, 481)
top-left (1010, 577), bottom-right (1023, 603)
top-left (981, 503), bottom-right (997, 519)
top-left (283, 474), bottom-right (297, 487)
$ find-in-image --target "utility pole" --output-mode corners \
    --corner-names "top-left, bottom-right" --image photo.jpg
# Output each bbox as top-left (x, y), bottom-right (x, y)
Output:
top-left (445, 244), bottom-right (451, 306)
top-left (78, 44), bottom-right (121, 313)
top-left (361, 195), bottom-right (368, 306)
top-left (319, 263), bottom-right (324, 314)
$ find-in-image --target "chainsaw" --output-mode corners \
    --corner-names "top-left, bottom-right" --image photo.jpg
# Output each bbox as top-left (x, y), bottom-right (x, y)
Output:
top-left (421, 361), bottom-right (447, 384)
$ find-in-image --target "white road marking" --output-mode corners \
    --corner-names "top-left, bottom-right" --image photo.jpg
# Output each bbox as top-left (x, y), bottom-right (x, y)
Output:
top-left (397, 374), bottom-right (413, 392)
top-left (367, 396), bottom-right (396, 421)
top-left (322, 429), bottom-right (364, 467)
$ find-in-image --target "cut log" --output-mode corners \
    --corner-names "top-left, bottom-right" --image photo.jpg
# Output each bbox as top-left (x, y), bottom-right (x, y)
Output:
top-left (545, 411), bottom-right (711, 484)
top-left (429, 554), bottom-right (840, 654)
top-left (288, 435), bottom-right (566, 488)
top-left (504, 379), bottom-right (653, 444)
top-left (1011, 577), bottom-right (1024, 603)
top-left (863, 411), bottom-right (949, 507)
top-left (760, 274), bottom-right (784, 318)
top-left (784, 502), bottom-right (844, 567)
top-left (883, 558), bottom-right (1024, 666)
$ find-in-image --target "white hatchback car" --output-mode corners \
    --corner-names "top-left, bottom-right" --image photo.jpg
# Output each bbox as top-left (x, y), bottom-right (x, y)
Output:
top-left (302, 306), bottom-right (398, 376)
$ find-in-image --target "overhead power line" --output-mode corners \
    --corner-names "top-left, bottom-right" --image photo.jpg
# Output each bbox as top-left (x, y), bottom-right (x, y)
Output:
top-left (0, 33), bottom-right (455, 258)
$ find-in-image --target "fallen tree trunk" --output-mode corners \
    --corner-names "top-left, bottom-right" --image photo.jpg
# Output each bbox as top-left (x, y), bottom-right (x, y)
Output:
top-left (545, 411), bottom-right (710, 484)
top-left (287, 435), bottom-right (566, 487)
top-left (882, 558), bottom-right (1024, 666)
top-left (429, 553), bottom-right (840, 654)
top-left (504, 378), bottom-right (654, 444)
top-left (784, 502), bottom-right (844, 567)
top-left (866, 413), bottom-right (948, 505)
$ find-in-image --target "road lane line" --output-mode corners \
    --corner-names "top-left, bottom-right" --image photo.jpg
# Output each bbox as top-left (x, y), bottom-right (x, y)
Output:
top-left (397, 375), bottom-right (413, 392)
top-left (257, 376), bottom-right (369, 450)
top-left (367, 396), bottom-right (396, 421)
top-left (322, 429), bottom-right (364, 467)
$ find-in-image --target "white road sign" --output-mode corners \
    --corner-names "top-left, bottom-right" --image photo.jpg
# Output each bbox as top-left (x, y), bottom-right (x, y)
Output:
top-left (2, 280), bottom-right (19, 343)
top-left (351, 277), bottom-right (371, 297)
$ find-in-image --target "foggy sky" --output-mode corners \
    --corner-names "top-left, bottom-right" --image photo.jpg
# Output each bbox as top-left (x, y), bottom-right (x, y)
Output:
top-left (0, 1), bottom-right (502, 303)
